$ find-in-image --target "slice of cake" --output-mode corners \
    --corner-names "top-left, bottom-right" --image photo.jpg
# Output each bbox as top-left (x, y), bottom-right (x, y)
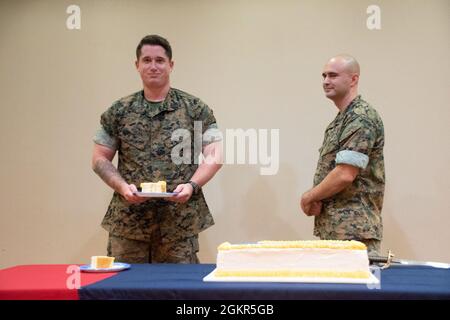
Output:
top-left (140, 181), bottom-right (166, 193)
top-left (91, 256), bottom-right (115, 269)
top-left (215, 240), bottom-right (371, 279)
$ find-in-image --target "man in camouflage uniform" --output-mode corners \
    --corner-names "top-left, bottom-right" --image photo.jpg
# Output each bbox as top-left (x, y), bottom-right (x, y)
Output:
top-left (92, 35), bottom-right (222, 263)
top-left (300, 54), bottom-right (385, 256)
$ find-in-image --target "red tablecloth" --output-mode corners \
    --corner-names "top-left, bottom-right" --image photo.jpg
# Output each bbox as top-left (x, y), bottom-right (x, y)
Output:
top-left (0, 264), bottom-right (117, 300)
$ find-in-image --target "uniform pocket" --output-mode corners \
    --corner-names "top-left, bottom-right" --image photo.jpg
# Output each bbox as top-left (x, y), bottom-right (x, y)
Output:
top-left (319, 121), bottom-right (342, 156)
top-left (121, 138), bottom-right (146, 151)
top-left (119, 123), bottom-right (149, 152)
top-left (119, 115), bottom-right (150, 148)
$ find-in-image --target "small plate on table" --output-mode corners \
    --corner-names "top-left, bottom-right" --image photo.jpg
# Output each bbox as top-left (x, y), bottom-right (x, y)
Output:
top-left (80, 262), bottom-right (131, 273)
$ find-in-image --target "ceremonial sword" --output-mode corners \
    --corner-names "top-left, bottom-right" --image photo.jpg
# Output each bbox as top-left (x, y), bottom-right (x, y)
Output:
top-left (369, 250), bottom-right (450, 269)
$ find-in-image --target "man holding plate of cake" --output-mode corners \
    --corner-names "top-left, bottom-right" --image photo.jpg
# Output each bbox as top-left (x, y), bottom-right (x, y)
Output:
top-left (92, 35), bottom-right (222, 264)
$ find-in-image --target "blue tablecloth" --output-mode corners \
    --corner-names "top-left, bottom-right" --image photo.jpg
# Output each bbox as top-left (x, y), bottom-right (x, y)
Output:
top-left (78, 264), bottom-right (450, 300)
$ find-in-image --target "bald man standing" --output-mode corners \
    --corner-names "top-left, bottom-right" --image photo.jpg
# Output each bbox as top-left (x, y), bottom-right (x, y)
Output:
top-left (300, 55), bottom-right (385, 256)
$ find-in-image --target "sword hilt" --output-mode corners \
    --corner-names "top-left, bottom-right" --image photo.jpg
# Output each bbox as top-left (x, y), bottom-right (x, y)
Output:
top-left (369, 250), bottom-right (395, 269)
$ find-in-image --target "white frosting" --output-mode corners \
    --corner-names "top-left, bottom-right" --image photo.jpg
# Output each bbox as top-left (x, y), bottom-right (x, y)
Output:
top-left (217, 248), bottom-right (369, 272)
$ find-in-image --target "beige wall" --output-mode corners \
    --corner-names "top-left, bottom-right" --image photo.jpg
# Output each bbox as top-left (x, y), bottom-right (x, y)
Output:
top-left (1, 0), bottom-right (449, 268)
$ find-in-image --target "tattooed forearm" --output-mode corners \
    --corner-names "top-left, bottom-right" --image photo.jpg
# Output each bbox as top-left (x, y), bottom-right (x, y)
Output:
top-left (93, 158), bottom-right (126, 193)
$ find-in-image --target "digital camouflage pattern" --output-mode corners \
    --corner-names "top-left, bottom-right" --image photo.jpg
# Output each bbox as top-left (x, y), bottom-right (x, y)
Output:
top-left (107, 233), bottom-right (199, 263)
top-left (314, 95), bottom-right (385, 241)
top-left (97, 88), bottom-right (218, 243)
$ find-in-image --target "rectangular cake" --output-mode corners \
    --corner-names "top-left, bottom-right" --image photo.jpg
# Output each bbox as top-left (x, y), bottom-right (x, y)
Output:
top-left (215, 240), bottom-right (371, 279)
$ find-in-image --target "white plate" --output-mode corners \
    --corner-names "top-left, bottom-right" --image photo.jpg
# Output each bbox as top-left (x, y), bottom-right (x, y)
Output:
top-left (133, 192), bottom-right (179, 198)
top-left (203, 269), bottom-right (380, 284)
top-left (80, 262), bottom-right (131, 273)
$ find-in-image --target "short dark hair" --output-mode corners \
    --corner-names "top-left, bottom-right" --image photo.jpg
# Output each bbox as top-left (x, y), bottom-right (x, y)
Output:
top-left (136, 35), bottom-right (172, 60)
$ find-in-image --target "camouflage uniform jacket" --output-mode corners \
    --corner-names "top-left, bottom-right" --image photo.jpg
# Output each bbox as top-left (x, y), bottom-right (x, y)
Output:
top-left (313, 95), bottom-right (385, 240)
top-left (96, 88), bottom-right (218, 242)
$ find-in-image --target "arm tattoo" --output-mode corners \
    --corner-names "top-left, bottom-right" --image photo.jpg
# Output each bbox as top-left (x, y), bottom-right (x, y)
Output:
top-left (93, 158), bottom-right (126, 192)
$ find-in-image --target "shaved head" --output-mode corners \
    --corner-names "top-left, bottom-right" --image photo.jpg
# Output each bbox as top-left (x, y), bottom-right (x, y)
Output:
top-left (327, 54), bottom-right (360, 76)
top-left (322, 54), bottom-right (360, 109)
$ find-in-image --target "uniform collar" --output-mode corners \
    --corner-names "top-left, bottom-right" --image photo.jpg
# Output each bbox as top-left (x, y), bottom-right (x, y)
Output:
top-left (329, 95), bottom-right (362, 127)
top-left (341, 95), bottom-right (362, 115)
top-left (136, 88), bottom-right (181, 118)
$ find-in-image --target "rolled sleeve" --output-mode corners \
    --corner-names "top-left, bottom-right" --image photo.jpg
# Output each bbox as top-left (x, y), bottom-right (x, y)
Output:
top-left (93, 126), bottom-right (119, 150)
top-left (336, 150), bottom-right (369, 169)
